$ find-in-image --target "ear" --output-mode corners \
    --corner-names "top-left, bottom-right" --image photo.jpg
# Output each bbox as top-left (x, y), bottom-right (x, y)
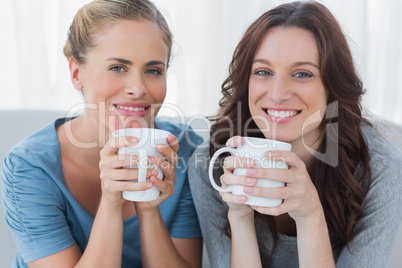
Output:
top-left (69, 57), bottom-right (83, 91)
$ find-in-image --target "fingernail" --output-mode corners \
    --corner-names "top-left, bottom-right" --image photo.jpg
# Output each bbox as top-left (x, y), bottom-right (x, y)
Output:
top-left (131, 137), bottom-right (139, 143)
top-left (238, 196), bottom-right (247, 202)
top-left (147, 182), bottom-right (153, 188)
top-left (152, 169), bottom-right (158, 176)
top-left (243, 187), bottom-right (253, 194)
top-left (246, 178), bottom-right (256, 185)
top-left (157, 144), bottom-right (165, 152)
top-left (247, 168), bottom-right (257, 176)
top-left (154, 155), bottom-right (162, 165)
top-left (168, 134), bottom-right (176, 142)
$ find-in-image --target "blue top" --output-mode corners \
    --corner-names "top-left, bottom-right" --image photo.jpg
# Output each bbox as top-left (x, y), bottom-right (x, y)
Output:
top-left (1, 117), bottom-right (203, 268)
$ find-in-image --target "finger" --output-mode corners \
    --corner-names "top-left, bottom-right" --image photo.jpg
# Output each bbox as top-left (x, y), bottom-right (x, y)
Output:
top-left (102, 136), bottom-right (139, 156)
top-left (100, 150), bottom-right (154, 170)
top-left (101, 167), bottom-right (160, 181)
top-left (265, 150), bottom-right (305, 169)
top-left (167, 134), bottom-right (179, 153)
top-left (244, 168), bottom-right (296, 183)
top-left (222, 156), bottom-right (255, 170)
top-left (102, 180), bottom-right (154, 193)
top-left (220, 175), bottom-right (228, 188)
top-left (114, 154), bottom-right (154, 169)
top-left (243, 185), bottom-right (289, 199)
top-left (156, 144), bottom-right (178, 166)
top-left (150, 175), bottom-right (174, 195)
top-left (126, 120), bottom-right (142, 128)
top-left (220, 192), bottom-right (247, 204)
top-left (251, 200), bottom-right (297, 216)
top-left (221, 173), bottom-right (257, 187)
top-left (153, 155), bottom-right (176, 182)
top-left (226, 136), bottom-right (244, 147)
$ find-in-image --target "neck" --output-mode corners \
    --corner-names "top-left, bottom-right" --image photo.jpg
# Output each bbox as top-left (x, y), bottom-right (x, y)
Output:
top-left (61, 115), bottom-right (106, 167)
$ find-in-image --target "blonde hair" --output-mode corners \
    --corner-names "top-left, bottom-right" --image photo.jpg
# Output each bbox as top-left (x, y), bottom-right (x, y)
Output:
top-left (63, 0), bottom-right (172, 66)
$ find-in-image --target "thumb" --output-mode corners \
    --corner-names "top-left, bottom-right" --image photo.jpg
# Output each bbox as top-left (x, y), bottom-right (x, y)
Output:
top-left (128, 120), bottom-right (142, 129)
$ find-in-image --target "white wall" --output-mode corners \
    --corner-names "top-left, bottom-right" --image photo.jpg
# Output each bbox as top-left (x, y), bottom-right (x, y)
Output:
top-left (0, 0), bottom-right (401, 123)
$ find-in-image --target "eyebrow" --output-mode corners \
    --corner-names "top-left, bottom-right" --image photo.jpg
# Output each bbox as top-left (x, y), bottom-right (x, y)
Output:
top-left (106, 58), bottom-right (166, 67)
top-left (107, 57), bottom-right (132, 65)
top-left (253, 59), bottom-right (320, 70)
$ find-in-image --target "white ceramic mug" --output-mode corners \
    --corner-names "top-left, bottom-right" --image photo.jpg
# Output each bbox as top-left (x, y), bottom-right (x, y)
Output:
top-left (113, 128), bottom-right (171, 201)
top-left (209, 137), bottom-right (292, 207)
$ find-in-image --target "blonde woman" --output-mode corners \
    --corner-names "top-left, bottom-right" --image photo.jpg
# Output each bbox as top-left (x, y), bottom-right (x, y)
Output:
top-left (1, 0), bottom-right (203, 267)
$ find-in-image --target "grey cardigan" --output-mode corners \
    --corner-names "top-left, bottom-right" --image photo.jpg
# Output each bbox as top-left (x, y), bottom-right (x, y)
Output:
top-left (188, 125), bottom-right (402, 267)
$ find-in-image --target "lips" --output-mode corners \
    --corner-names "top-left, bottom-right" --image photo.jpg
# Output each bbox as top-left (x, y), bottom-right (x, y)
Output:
top-left (263, 108), bottom-right (301, 118)
top-left (112, 102), bottom-right (150, 117)
top-left (262, 108), bottom-right (301, 123)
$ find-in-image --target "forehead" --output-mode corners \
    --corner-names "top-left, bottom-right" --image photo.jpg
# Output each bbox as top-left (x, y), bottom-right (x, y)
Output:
top-left (93, 19), bottom-right (164, 45)
top-left (88, 20), bottom-right (168, 61)
top-left (254, 26), bottom-right (319, 65)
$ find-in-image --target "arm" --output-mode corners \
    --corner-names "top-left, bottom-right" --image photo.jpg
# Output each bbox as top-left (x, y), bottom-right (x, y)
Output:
top-left (188, 145), bottom-right (232, 268)
top-left (137, 207), bottom-right (202, 268)
top-left (219, 137), bottom-right (335, 267)
top-left (136, 134), bottom-right (202, 268)
top-left (27, 135), bottom-right (153, 267)
top-left (28, 200), bottom-right (125, 268)
top-left (335, 144), bottom-right (402, 267)
top-left (217, 137), bottom-right (262, 267)
top-left (228, 209), bottom-right (261, 268)
top-left (242, 150), bottom-right (335, 267)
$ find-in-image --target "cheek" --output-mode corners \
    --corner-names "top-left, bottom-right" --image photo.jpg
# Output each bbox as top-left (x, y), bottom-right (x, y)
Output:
top-left (84, 75), bottom-right (121, 99)
top-left (151, 80), bottom-right (167, 103)
top-left (248, 80), bottom-right (264, 112)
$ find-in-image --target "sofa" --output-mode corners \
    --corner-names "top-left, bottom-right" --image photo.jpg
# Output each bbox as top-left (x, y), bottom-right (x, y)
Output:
top-left (1, 110), bottom-right (401, 267)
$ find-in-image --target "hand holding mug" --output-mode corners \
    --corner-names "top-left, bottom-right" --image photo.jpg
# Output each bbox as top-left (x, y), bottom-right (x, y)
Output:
top-left (99, 135), bottom-right (155, 206)
top-left (215, 136), bottom-right (324, 222)
top-left (209, 136), bottom-right (292, 208)
top-left (113, 128), bottom-right (178, 209)
top-left (134, 131), bottom-right (179, 210)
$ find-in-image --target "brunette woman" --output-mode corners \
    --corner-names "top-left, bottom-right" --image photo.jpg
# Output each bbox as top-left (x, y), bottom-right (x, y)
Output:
top-left (188, 1), bottom-right (402, 267)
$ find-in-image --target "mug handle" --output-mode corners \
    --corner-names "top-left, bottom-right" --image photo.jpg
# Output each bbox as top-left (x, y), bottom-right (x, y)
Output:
top-left (138, 148), bottom-right (148, 183)
top-left (209, 147), bottom-right (237, 192)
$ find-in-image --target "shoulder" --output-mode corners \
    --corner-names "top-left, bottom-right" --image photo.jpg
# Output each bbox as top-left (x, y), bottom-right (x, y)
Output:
top-left (2, 119), bottom-right (66, 188)
top-left (362, 124), bottom-right (402, 174)
top-left (188, 143), bottom-right (210, 177)
top-left (361, 124), bottom-right (402, 197)
top-left (189, 143), bottom-right (210, 163)
top-left (4, 121), bottom-right (59, 166)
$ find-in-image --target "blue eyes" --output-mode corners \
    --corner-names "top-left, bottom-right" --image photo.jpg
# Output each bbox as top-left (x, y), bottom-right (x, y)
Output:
top-left (111, 66), bottom-right (125, 72)
top-left (146, 69), bottom-right (162, 76)
top-left (254, 70), bottom-right (272, 76)
top-left (110, 66), bottom-right (162, 76)
top-left (254, 70), bottom-right (313, 78)
top-left (294, 72), bottom-right (312, 78)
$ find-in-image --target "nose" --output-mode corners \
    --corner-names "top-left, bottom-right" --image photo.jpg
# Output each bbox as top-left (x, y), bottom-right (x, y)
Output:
top-left (268, 76), bottom-right (292, 103)
top-left (126, 74), bottom-right (146, 98)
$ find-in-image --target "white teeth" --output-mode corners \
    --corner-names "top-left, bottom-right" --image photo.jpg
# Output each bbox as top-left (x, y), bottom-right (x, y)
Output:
top-left (267, 109), bottom-right (298, 118)
top-left (116, 105), bottom-right (145, 112)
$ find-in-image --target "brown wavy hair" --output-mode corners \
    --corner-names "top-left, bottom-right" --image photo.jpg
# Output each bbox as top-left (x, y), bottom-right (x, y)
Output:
top-left (210, 1), bottom-right (372, 250)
